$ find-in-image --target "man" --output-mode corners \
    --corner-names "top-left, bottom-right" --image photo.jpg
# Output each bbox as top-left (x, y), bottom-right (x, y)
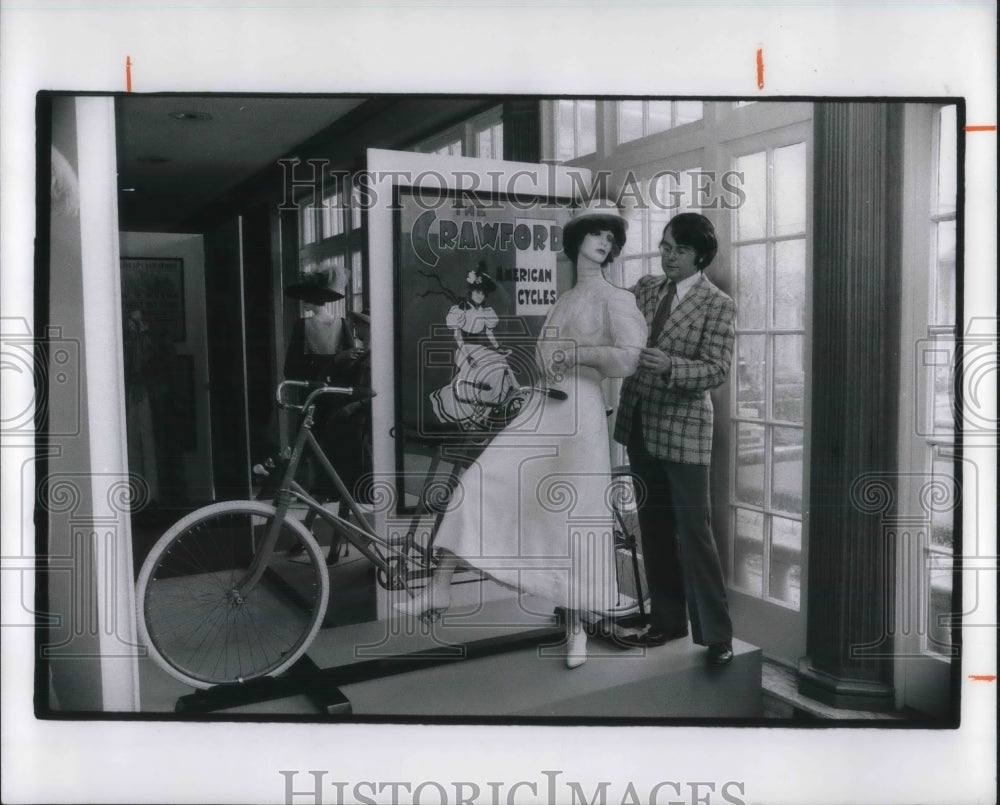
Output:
top-left (613, 212), bottom-right (736, 667)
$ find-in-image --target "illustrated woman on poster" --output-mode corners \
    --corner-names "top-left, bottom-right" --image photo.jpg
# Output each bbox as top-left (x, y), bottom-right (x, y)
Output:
top-left (409, 199), bottom-right (648, 668)
top-left (429, 263), bottom-right (514, 430)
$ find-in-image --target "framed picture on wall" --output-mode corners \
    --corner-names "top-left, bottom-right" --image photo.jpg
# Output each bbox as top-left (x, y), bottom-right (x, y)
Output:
top-left (120, 257), bottom-right (186, 342)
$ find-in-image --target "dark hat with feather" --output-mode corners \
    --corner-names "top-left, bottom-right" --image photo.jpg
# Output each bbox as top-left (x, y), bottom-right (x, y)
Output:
top-left (284, 268), bottom-right (346, 305)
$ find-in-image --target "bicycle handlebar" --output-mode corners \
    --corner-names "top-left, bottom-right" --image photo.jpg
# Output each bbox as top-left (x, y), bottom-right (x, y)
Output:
top-left (276, 380), bottom-right (376, 412)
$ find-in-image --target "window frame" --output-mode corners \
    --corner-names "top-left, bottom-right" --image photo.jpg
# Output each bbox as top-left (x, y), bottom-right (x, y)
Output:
top-left (545, 100), bottom-right (814, 663)
top-left (895, 102), bottom-right (961, 716)
top-left (724, 131), bottom-right (811, 612)
top-left (411, 105), bottom-right (504, 158)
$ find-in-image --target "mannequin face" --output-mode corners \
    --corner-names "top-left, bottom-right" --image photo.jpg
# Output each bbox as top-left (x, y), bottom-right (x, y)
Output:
top-left (470, 288), bottom-right (486, 305)
top-left (305, 301), bottom-right (332, 317)
top-left (578, 229), bottom-right (615, 267)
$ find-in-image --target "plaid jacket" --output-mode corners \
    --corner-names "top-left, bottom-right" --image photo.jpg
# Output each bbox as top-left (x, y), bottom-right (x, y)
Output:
top-left (614, 273), bottom-right (736, 465)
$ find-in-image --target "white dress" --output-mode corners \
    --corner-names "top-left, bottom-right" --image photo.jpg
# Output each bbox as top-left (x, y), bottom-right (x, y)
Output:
top-left (432, 272), bottom-right (648, 613)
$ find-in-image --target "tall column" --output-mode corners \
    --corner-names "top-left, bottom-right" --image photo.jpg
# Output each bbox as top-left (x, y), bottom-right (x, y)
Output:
top-left (798, 102), bottom-right (904, 710)
top-left (502, 100), bottom-right (541, 163)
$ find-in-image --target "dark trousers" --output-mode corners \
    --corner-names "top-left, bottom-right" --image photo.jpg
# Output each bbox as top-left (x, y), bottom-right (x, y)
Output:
top-left (627, 425), bottom-right (732, 646)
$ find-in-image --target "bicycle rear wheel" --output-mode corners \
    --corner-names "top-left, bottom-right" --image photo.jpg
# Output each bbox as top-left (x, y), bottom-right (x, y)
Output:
top-left (136, 500), bottom-right (329, 689)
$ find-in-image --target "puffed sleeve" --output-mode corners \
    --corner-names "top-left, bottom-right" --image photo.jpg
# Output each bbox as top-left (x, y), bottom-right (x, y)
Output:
top-left (445, 304), bottom-right (466, 330)
top-left (576, 290), bottom-right (647, 378)
top-left (608, 291), bottom-right (648, 351)
top-left (481, 305), bottom-right (499, 330)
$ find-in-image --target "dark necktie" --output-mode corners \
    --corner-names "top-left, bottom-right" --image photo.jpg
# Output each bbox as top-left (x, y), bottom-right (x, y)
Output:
top-left (647, 281), bottom-right (677, 345)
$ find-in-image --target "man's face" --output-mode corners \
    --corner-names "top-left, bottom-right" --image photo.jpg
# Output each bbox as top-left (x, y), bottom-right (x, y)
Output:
top-left (658, 227), bottom-right (701, 283)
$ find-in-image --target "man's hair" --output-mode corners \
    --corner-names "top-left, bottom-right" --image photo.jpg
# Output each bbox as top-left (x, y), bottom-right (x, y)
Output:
top-left (665, 213), bottom-right (718, 269)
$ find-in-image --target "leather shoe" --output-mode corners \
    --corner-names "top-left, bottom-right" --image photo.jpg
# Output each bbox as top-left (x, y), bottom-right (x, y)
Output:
top-left (706, 642), bottom-right (734, 667)
top-left (615, 626), bottom-right (688, 648)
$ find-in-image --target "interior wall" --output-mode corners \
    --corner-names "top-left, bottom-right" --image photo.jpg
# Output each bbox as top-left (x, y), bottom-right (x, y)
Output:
top-left (119, 231), bottom-right (213, 503)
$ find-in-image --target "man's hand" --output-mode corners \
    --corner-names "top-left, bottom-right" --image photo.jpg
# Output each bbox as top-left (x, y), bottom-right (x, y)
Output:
top-left (545, 348), bottom-right (575, 383)
top-left (638, 347), bottom-right (672, 376)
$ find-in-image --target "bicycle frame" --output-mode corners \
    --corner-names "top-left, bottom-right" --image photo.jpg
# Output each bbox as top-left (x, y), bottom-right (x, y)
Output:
top-left (238, 381), bottom-right (417, 596)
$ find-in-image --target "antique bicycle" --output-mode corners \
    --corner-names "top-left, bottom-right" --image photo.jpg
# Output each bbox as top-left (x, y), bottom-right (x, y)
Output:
top-left (135, 378), bottom-right (612, 691)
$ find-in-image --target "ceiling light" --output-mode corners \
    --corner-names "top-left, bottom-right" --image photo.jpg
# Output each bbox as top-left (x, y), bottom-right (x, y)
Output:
top-left (168, 111), bottom-right (212, 122)
top-left (121, 187), bottom-right (137, 192)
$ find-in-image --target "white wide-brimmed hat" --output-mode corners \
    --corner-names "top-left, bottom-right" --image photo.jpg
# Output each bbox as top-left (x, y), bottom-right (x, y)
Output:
top-left (562, 197), bottom-right (628, 253)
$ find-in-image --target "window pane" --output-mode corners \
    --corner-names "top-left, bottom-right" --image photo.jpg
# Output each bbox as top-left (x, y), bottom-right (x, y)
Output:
top-left (557, 101), bottom-right (575, 162)
top-left (733, 508), bottom-right (764, 594)
top-left (734, 151), bottom-right (766, 240)
top-left (492, 123), bottom-right (503, 159)
top-left (930, 332), bottom-right (955, 441)
top-left (648, 101), bottom-right (672, 135)
top-left (621, 257), bottom-right (644, 290)
top-left (350, 184), bottom-right (363, 230)
top-left (350, 249), bottom-right (363, 295)
top-left (324, 189), bottom-right (343, 238)
top-left (623, 206), bottom-right (644, 257)
top-left (735, 244), bottom-right (766, 329)
top-left (477, 128), bottom-right (491, 158)
top-left (577, 100), bottom-right (597, 156)
top-left (936, 105), bottom-right (957, 214)
top-left (680, 167), bottom-right (704, 213)
top-left (735, 423), bottom-right (765, 506)
top-left (736, 334), bottom-right (765, 418)
top-left (771, 427), bottom-right (803, 513)
top-left (773, 334), bottom-right (805, 423)
top-left (929, 454), bottom-right (956, 549)
top-left (648, 172), bottom-right (679, 243)
top-left (618, 101), bottom-right (643, 145)
top-left (674, 101), bottom-right (703, 126)
top-left (769, 516), bottom-right (801, 608)
top-left (300, 203), bottom-right (317, 245)
top-left (773, 142), bottom-right (807, 236)
top-left (934, 218), bottom-right (956, 326)
top-left (926, 550), bottom-right (953, 655)
top-left (773, 239), bottom-right (806, 329)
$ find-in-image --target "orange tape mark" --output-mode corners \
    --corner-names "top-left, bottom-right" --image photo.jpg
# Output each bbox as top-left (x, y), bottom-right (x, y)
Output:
top-left (965, 125), bottom-right (996, 132)
top-left (126, 56), bottom-right (132, 92)
top-left (968, 674), bottom-right (997, 682)
top-left (756, 48), bottom-right (764, 90)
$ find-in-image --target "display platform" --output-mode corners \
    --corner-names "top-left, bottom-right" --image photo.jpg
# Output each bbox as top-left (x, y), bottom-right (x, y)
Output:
top-left (162, 590), bottom-right (761, 719)
top-left (335, 597), bottom-right (762, 719)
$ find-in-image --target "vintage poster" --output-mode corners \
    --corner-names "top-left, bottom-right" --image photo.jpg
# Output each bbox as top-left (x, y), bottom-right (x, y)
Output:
top-left (393, 187), bottom-right (573, 450)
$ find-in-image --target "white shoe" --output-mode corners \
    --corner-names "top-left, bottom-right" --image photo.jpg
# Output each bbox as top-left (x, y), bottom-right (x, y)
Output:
top-left (566, 626), bottom-right (588, 669)
top-left (396, 584), bottom-right (452, 624)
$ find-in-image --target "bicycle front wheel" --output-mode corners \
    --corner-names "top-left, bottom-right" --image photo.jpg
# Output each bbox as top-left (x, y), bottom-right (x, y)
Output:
top-left (136, 501), bottom-right (329, 689)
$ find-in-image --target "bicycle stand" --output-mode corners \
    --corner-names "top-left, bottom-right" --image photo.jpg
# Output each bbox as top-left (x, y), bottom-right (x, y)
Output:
top-left (173, 621), bottom-right (564, 716)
